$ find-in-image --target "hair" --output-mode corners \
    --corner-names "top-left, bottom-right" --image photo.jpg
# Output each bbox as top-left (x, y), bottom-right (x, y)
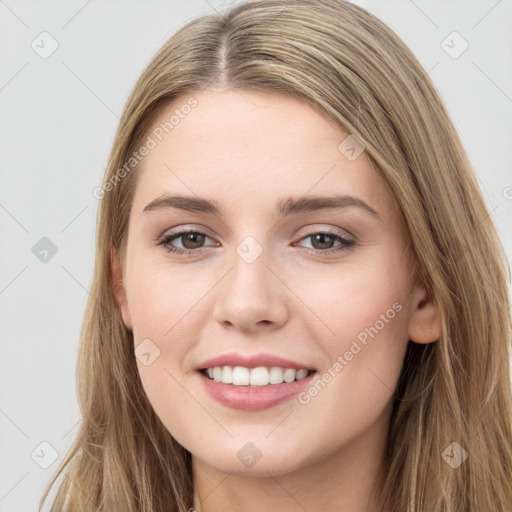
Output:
top-left (40, 0), bottom-right (512, 510)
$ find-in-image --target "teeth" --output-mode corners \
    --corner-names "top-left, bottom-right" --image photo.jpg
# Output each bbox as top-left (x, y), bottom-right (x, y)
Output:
top-left (232, 366), bottom-right (250, 385)
top-left (203, 365), bottom-right (312, 386)
top-left (296, 369), bottom-right (308, 380)
top-left (221, 365), bottom-right (233, 384)
top-left (269, 366), bottom-right (284, 384)
top-left (283, 368), bottom-right (295, 383)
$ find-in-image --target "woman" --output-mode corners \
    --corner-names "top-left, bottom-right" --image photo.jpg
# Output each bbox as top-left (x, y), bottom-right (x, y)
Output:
top-left (40, 0), bottom-right (512, 510)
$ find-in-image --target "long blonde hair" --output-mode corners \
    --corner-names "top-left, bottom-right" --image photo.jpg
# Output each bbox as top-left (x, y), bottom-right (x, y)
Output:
top-left (40, 1), bottom-right (512, 510)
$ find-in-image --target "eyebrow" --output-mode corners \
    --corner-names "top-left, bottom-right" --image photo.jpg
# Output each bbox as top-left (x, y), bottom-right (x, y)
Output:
top-left (143, 193), bottom-right (380, 219)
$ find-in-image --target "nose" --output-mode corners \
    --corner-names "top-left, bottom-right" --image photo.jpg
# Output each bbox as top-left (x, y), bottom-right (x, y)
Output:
top-left (212, 245), bottom-right (289, 334)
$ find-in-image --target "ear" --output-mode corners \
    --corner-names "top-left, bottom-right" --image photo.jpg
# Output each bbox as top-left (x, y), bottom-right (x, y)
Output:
top-left (407, 282), bottom-right (442, 344)
top-left (111, 246), bottom-right (133, 330)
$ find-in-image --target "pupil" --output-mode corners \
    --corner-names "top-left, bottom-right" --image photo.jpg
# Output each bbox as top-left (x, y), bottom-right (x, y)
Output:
top-left (313, 233), bottom-right (332, 249)
top-left (184, 233), bottom-right (204, 249)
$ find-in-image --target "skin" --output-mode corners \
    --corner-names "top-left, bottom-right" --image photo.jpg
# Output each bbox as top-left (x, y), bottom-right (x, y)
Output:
top-left (112, 89), bottom-right (442, 512)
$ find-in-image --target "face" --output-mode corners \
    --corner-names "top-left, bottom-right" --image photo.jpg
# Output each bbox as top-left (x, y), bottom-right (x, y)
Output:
top-left (113, 89), bottom-right (440, 477)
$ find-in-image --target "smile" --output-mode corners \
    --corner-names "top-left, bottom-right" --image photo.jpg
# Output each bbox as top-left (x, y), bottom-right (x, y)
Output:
top-left (198, 366), bottom-right (317, 411)
top-left (202, 365), bottom-right (314, 386)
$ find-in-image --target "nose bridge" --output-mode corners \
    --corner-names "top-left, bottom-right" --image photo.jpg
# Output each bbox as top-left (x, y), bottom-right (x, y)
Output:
top-left (228, 233), bottom-right (275, 298)
top-left (212, 232), bottom-right (289, 330)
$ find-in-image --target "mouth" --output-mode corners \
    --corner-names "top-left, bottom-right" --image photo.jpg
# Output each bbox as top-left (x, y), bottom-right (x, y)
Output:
top-left (199, 366), bottom-right (316, 387)
top-left (197, 366), bottom-right (317, 411)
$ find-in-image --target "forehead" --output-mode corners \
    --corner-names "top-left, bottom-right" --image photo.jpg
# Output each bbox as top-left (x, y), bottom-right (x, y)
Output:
top-left (132, 89), bottom-right (396, 219)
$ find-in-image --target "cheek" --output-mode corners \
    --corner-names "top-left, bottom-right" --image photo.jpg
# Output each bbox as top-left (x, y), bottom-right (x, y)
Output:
top-left (126, 254), bottom-right (207, 343)
top-left (126, 262), bottom-right (207, 434)
top-left (289, 260), bottom-right (411, 412)
top-left (295, 256), bottom-right (410, 346)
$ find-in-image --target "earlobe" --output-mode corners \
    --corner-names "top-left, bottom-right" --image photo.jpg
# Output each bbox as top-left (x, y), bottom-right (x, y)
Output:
top-left (407, 283), bottom-right (442, 344)
top-left (111, 246), bottom-right (133, 330)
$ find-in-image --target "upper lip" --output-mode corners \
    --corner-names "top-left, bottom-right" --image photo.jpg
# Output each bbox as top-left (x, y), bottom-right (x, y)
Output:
top-left (196, 352), bottom-right (316, 371)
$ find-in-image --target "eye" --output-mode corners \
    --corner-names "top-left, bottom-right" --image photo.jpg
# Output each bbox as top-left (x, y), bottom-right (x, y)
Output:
top-left (157, 230), bottom-right (217, 255)
top-left (295, 230), bottom-right (356, 255)
top-left (157, 228), bottom-right (356, 257)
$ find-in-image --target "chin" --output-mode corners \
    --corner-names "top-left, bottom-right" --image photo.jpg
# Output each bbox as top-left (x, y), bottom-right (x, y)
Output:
top-left (193, 439), bottom-right (311, 477)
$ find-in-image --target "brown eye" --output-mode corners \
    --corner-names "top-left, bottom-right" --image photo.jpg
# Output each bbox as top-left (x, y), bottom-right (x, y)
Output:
top-left (296, 230), bottom-right (356, 255)
top-left (179, 232), bottom-right (207, 249)
top-left (158, 230), bottom-right (216, 254)
top-left (309, 233), bottom-right (337, 250)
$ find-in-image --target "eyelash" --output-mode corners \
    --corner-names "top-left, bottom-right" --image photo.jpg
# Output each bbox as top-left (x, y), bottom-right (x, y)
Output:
top-left (156, 228), bottom-right (356, 256)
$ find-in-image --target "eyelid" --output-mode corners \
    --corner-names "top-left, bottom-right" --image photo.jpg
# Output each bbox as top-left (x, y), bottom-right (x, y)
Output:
top-left (157, 223), bottom-right (214, 239)
top-left (296, 224), bottom-right (356, 240)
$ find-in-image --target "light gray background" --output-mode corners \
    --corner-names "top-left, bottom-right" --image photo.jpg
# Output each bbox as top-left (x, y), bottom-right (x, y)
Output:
top-left (1, 0), bottom-right (511, 510)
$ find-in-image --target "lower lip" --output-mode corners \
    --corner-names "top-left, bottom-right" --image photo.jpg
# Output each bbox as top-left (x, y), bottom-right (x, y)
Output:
top-left (198, 370), bottom-right (316, 411)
